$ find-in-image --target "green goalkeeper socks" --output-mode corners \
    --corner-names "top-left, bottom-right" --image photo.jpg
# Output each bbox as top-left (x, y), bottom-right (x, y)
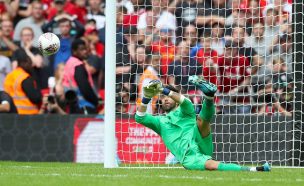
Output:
top-left (199, 98), bottom-right (215, 122)
top-left (217, 162), bottom-right (250, 171)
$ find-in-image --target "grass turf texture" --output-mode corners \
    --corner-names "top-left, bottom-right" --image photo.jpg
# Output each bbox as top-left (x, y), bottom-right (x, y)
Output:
top-left (0, 162), bottom-right (303, 186)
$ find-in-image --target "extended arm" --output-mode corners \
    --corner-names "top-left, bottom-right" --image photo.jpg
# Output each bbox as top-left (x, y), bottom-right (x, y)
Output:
top-left (135, 80), bottom-right (163, 134)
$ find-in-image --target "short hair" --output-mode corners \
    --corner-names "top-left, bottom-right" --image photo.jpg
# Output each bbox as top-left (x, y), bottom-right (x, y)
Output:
top-left (58, 18), bottom-right (71, 25)
top-left (20, 27), bottom-right (34, 36)
top-left (87, 18), bottom-right (97, 25)
top-left (71, 38), bottom-right (86, 51)
top-left (14, 48), bottom-right (31, 65)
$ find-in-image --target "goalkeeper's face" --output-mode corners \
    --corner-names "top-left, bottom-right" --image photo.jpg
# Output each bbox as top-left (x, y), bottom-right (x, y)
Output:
top-left (160, 95), bottom-right (177, 113)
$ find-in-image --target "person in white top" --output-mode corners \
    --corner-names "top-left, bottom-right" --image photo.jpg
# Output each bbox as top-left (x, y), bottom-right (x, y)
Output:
top-left (13, 1), bottom-right (45, 45)
top-left (0, 55), bottom-right (11, 91)
top-left (87, 0), bottom-right (106, 29)
top-left (137, 0), bottom-right (176, 31)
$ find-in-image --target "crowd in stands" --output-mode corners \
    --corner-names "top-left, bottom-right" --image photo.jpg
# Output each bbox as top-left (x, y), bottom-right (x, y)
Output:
top-left (0, 0), bottom-right (293, 116)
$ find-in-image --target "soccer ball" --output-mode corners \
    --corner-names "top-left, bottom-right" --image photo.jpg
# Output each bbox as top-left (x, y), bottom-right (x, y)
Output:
top-left (38, 33), bottom-right (60, 55)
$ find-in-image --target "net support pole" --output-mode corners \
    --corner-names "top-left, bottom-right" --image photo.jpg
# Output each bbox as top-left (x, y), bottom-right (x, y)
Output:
top-left (294, 0), bottom-right (304, 167)
top-left (104, 0), bottom-right (118, 168)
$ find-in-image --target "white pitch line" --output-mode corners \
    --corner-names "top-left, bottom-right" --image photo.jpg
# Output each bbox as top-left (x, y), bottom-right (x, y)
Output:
top-left (2, 165), bottom-right (304, 170)
top-left (0, 172), bottom-right (303, 183)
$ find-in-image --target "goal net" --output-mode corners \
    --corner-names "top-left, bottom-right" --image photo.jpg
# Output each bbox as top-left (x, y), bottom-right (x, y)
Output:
top-left (113, 0), bottom-right (302, 167)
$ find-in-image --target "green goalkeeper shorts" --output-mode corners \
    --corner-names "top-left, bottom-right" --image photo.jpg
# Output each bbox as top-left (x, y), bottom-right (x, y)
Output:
top-left (193, 125), bottom-right (213, 157)
top-left (181, 126), bottom-right (214, 171)
top-left (182, 142), bottom-right (212, 170)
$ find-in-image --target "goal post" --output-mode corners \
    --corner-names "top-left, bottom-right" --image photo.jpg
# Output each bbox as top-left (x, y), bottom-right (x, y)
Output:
top-left (104, 0), bottom-right (118, 168)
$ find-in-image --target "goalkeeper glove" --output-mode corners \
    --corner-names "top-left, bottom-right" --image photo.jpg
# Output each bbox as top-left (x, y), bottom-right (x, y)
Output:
top-left (143, 80), bottom-right (163, 99)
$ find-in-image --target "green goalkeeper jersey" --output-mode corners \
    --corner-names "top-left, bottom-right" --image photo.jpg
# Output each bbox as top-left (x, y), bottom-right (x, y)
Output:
top-left (135, 98), bottom-right (198, 163)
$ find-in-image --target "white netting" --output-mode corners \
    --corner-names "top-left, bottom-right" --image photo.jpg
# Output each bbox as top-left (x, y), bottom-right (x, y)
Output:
top-left (114, 0), bottom-right (300, 167)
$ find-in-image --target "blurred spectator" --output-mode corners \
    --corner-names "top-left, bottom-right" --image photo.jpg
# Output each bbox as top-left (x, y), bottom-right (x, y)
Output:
top-left (245, 22), bottom-right (268, 57)
top-left (225, 1), bottom-right (249, 29)
top-left (39, 73), bottom-right (66, 115)
top-left (217, 40), bottom-right (250, 94)
top-left (0, 12), bottom-right (11, 22)
top-left (168, 41), bottom-right (202, 93)
top-left (0, 90), bottom-right (17, 113)
top-left (83, 22), bottom-right (104, 58)
top-left (183, 24), bottom-right (198, 55)
top-left (195, 33), bottom-right (218, 85)
top-left (124, 26), bottom-right (140, 60)
top-left (0, 19), bottom-right (18, 58)
top-left (137, 51), bottom-right (161, 114)
top-left (210, 22), bottom-right (226, 55)
top-left (247, 0), bottom-right (263, 25)
top-left (62, 39), bottom-right (98, 114)
top-left (124, 45), bottom-right (146, 101)
top-left (230, 26), bottom-right (262, 73)
top-left (4, 49), bottom-right (42, 114)
top-left (85, 41), bottom-right (104, 88)
top-left (13, 0), bottom-right (34, 25)
top-left (272, 34), bottom-right (292, 73)
top-left (137, 0), bottom-right (176, 31)
top-left (151, 28), bottom-right (176, 76)
top-left (217, 41), bottom-right (251, 114)
top-left (12, 27), bottom-right (46, 89)
top-left (138, 10), bottom-right (159, 46)
top-left (87, 0), bottom-right (106, 29)
top-left (39, 93), bottom-right (66, 114)
top-left (48, 0), bottom-right (87, 24)
top-left (47, 0), bottom-right (66, 21)
top-left (0, 0), bottom-right (17, 19)
top-left (115, 45), bottom-right (146, 113)
top-left (54, 63), bottom-right (65, 101)
top-left (210, 0), bottom-right (231, 16)
top-left (13, 0), bottom-right (45, 45)
top-left (196, 0), bottom-right (232, 28)
top-left (269, 0), bottom-right (292, 23)
top-left (0, 55), bottom-right (11, 90)
top-left (42, 12), bottom-right (85, 37)
top-left (121, 0), bottom-right (146, 28)
top-left (65, 0), bottom-right (87, 25)
top-left (169, 0), bottom-right (209, 37)
top-left (114, 26), bottom-right (138, 89)
top-left (117, 0), bottom-right (134, 14)
top-left (263, 4), bottom-right (280, 43)
top-left (252, 58), bottom-right (292, 116)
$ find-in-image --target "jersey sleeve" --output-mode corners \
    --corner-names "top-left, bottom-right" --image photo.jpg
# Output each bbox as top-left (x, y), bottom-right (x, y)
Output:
top-left (179, 97), bottom-right (195, 117)
top-left (135, 113), bottom-right (161, 135)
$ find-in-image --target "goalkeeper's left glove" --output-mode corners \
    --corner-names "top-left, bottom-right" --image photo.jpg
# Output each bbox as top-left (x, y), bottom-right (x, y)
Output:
top-left (145, 80), bottom-right (172, 96)
top-left (143, 80), bottom-right (163, 98)
top-left (142, 80), bottom-right (163, 104)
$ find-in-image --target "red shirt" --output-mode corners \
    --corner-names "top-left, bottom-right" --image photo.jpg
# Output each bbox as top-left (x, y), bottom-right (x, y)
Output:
top-left (0, 3), bottom-right (6, 14)
top-left (47, 2), bottom-right (87, 24)
top-left (65, 2), bottom-right (87, 24)
top-left (217, 56), bottom-right (251, 93)
top-left (151, 41), bottom-right (176, 75)
top-left (123, 13), bottom-right (139, 27)
top-left (95, 42), bottom-right (104, 58)
top-left (196, 49), bottom-right (218, 85)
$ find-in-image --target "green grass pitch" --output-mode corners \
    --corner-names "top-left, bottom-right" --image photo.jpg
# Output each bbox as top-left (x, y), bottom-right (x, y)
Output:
top-left (0, 162), bottom-right (303, 186)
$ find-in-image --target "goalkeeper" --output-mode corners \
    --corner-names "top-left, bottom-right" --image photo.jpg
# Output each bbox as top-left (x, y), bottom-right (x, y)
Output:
top-left (135, 75), bottom-right (270, 171)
